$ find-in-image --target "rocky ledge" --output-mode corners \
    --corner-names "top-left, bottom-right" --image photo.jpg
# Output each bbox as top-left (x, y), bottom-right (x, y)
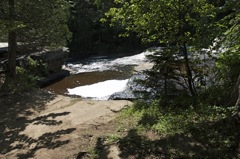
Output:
top-left (109, 62), bottom-right (153, 100)
top-left (0, 47), bottom-right (70, 87)
top-left (29, 47), bottom-right (69, 74)
top-left (30, 48), bottom-right (70, 87)
top-left (109, 74), bottom-right (147, 100)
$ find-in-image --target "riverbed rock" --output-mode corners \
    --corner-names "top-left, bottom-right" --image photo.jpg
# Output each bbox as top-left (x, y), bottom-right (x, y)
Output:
top-left (29, 47), bottom-right (69, 74)
top-left (109, 74), bottom-right (147, 100)
top-left (2, 47), bottom-right (70, 87)
top-left (0, 43), bottom-right (8, 58)
top-left (28, 47), bottom-right (70, 87)
top-left (0, 47), bottom-right (8, 58)
top-left (37, 70), bottom-right (70, 87)
top-left (1, 47), bottom-right (69, 73)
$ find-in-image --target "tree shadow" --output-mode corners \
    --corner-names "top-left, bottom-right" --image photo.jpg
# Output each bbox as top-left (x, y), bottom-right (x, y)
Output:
top-left (0, 89), bottom-right (76, 157)
top-left (95, 137), bottom-right (111, 159)
top-left (187, 117), bottom-right (240, 158)
top-left (76, 151), bottom-right (89, 159)
top-left (118, 129), bottom-right (165, 158)
top-left (33, 112), bottom-right (70, 125)
top-left (85, 115), bottom-right (240, 158)
top-left (117, 118), bottom-right (240, 158)
top-left (76, 137), bottom-right (113, 159)
top-left (119, 101), bottom-right (240, 158)
top-left (16, 128), bottom-right (76, 159)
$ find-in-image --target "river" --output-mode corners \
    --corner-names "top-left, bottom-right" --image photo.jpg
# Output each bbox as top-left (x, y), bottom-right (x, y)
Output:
top-left (44, 49), bottom-right (153, 100)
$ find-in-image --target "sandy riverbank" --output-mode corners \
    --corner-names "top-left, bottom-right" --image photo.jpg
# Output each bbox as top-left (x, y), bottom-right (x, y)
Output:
top-left (0, 89), bottom-right (132, 158)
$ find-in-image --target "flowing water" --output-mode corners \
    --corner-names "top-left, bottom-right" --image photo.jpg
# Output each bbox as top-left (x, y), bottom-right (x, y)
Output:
top-left (45, 66), bottom-right (134, 95)
top-left (44, 49), bottom-right (153, 100)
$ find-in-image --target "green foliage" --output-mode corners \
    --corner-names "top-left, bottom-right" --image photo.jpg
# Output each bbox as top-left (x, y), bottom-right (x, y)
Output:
top-left (124, 99), bottom-right (235, 136)
top-left (216, 51), bottom-right (240, 84)
top-left (105, 0), bottom-right (224, 46)
top-left (0, 0), bottom-right (71, 50)
top-left (119, 100), bottom-right (238, 158)
top-left (105, 134), bottom-right (121, 144)
top-left (215, 10), bottom-right (240, 87)
top-left (11, 57), bottom-right (46, 92)
top-left (153, 104), bottom-right (234, 135)
top-left (142, 47), bottom-right (192, 98)
top-left (106, 1), bottom-right (240, 157)
top-left (88, 148), bottom-right (100, 159)
top-left (105, 0), bottom-right (230, 98)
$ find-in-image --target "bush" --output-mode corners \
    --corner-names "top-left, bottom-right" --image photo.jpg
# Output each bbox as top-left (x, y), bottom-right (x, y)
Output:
top-left (13, 57), bottom-right (46, 92)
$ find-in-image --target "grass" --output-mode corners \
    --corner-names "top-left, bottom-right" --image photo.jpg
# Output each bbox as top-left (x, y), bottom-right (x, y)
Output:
top-left (84, 98), bottom-right (239, 158)
top-left (116, 100), bottom-right (239, 158)
top-left (105, 134), bottom-right (121, 144)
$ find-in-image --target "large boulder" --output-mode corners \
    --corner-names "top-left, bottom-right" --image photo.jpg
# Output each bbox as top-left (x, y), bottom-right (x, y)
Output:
top-left (27, 47), bottom-right (70, 87)
top-left (37, 70), bottom-right (70, 87)
top-left (0, 47), bottom-right (70, 87)
top-left (0, 47), bottom-right (69, 74)
top-left (29, 47), bottom-right (69, 74)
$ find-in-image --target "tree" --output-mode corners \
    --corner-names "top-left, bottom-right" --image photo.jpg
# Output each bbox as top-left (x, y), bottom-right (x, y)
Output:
top-left (68, 0), bottom-right (143, 55)
top-left (68, 0), bottom-right (107, 53)
top-left (105, 0), bottom-right (225, 97)
top-left (7, 0), bottom-right (17, 79)
top-left (0, 0), bottom-right (71, 91)
top-left (217, 1), bottom-right (240, 117)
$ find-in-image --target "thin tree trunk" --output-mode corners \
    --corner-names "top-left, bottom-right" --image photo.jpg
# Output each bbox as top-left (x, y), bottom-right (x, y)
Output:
top-left (8, 32), bottom-right (17, 79)
top-left (182, 44), bottom-right (196, 96)
top-left (226, 74), bottom-right (240, 120)
top-left (177, 0), bottom-right (196, 96)
top-left (227, 74), bottom-right (240, 106)
top-left (0, 0), bottom-right (16, 93)
top-left (7, 0), bottom-right (17, 79)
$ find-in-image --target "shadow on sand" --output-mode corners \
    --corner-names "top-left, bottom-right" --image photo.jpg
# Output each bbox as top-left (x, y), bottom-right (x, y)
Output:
top-left (0, 89), bottom-right (76, 158)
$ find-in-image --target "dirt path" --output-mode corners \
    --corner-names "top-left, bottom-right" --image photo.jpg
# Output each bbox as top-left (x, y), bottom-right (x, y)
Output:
top-left (0, 90), bottom-right (132, 159)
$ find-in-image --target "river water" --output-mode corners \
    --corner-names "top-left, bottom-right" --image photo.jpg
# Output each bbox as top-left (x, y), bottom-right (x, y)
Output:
top-left (45, 50), bottom-right (153, 100)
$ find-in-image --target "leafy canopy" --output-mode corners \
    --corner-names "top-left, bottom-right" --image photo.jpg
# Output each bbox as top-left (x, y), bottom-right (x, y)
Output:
top-left (105, 0), bottom-right (224, 48)
top-left (0, 0), bottom-right (71, 49)
top-left (105, 0), bottom-right (230, 98)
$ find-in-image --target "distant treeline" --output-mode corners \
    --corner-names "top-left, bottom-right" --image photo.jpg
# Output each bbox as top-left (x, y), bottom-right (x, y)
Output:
top-left (67, 0), bottom-right (145, 57)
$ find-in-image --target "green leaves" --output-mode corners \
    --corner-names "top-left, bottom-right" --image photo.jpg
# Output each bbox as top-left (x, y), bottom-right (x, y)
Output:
top-left (105, 0), bottom-right (224, 47)
top-left (0, 0), bottom-right (71, 48)
top-left (105, 0), bottom-right (238, 98)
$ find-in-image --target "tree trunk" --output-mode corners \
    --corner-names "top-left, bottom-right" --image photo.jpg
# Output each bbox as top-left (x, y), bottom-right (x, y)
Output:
top-left (181, 44), bottom-right (196, 96)
top-left (7, 0), bottom-right (17, 79)
top-left (227, 74), bottom-right (240, 106)
top-left (226, 74), bottom-right (240, 121)
top-left (8, 32), bottom-right (17, 79)
top-left (0, 0), bottom-right (16, 94)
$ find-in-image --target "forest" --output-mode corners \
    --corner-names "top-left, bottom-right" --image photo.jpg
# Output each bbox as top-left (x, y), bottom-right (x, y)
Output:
top-left (0, 0), bottom-right (240, 158)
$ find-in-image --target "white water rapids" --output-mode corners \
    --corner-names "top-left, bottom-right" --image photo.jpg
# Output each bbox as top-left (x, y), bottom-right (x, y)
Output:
top-left (64, 51), bottom-right (151, 73)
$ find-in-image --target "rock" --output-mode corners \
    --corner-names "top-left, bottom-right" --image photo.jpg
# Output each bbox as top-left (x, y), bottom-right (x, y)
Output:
top-left (1, 47), bottom-right (69, 74)
top-left (0, 47), bottom-right (8, 58)
top-left (0, 43), bottom-right (8, 58)
top-left (29, 47), bottom-right (69, 74)
top-left (28, 47), bottom-right (70, 87)
top-left (37, 70), bottom-right (70, 87)
top-left (0, 47), bottom-right (70, 87)
top-left (109, 74), bottom-right (147, 100)
top-left (134, 62), bottom-right (154, 73)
